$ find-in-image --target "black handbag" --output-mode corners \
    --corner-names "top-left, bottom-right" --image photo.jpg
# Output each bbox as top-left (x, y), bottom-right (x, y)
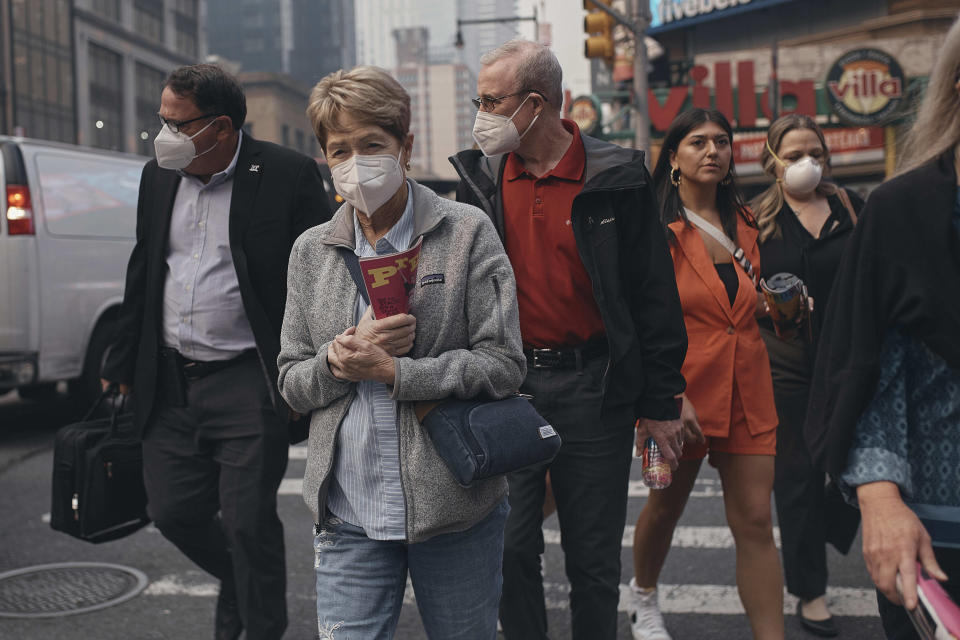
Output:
top-left (415, 396), bottom-right (561, 488)
top-left (50, 388), bottom-right (150, 543)
top-left (339, 247), bottom-right (561, 487)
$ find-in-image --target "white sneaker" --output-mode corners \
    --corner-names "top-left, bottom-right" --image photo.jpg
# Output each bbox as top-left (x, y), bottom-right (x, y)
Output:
top-left (629, 578), bottom-right (672, 640)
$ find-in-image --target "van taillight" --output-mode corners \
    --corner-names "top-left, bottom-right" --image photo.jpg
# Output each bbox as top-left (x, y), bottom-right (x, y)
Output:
top-left (6, 185), bottom-right (34, 235)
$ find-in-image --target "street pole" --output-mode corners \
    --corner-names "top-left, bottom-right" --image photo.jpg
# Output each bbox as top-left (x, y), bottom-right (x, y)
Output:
top-left (584, 0), bottom-right (651, 156)
top-left (632, 0), bottom-right (651, 157)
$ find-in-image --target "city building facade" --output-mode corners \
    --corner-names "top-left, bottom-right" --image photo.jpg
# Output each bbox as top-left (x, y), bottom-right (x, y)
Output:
top-left (393, 27), bottom-right (475, 180)
top-left (238, 71), bottom-right (317, 158)
top-left (206, 0), bottom-right (355, 89)
top-left (0, 0), bottom-right (204, 156)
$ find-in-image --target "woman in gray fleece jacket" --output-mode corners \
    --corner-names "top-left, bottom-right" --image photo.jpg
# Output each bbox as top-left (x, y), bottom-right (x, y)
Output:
top-left (278, 66), bottom-right (525, 639)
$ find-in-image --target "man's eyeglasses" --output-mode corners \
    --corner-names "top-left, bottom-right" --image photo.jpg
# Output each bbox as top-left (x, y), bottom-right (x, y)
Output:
top-left (157, 113), bottom-right (220, 134)
top-left (471, 90), bottom-right (546, 111)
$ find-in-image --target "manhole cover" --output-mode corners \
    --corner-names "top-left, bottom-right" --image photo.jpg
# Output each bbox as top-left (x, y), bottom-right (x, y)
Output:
top-left (0, 562), bottom-right (148, 618)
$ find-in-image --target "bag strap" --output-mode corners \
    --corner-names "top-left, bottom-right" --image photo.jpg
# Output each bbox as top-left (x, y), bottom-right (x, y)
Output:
top-left (83, 385), bottom-right (129, 437)
top-left (835, 187), bottom-right (858, 226)
top-left (338, 247), bottom-right (369, 305)
top-left (682, 207), bottom-right (757, 285)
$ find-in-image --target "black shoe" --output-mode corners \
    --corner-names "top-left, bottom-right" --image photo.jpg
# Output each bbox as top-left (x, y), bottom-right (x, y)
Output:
top-left (796, 601), bottom-right (839, 637)
top-left (215, 584), bottom-right (243, 640)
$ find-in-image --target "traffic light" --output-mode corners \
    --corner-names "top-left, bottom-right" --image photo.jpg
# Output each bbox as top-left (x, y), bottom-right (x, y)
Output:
top-left (584, 0), bottom-right (615, 66)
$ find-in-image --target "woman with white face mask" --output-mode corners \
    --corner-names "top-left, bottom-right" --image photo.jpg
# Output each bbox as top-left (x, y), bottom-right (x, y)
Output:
top-left (277, 65), bottom-right (525, 639)
top-left (749, 114), bottom-right (864, 637)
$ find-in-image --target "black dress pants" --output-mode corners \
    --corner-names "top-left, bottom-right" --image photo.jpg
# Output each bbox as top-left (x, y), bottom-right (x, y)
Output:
top-left (772, 377), bottom-right (831, 599)
top-left (764, 329), bottom-right (832, 599)
top-left (142, 357), bottom-right (289, 640)
top-left (499, 354), bottom-right (635, 640)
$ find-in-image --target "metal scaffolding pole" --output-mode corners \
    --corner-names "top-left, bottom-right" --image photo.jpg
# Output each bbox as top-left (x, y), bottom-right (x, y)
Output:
top-left (585, 0), bottom-right (651, 156)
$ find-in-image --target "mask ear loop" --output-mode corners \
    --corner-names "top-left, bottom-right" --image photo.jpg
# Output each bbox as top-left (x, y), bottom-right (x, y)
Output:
top-left (190, 117), bottom-right (221, 159)
top-left (765, 138), bottom-right (786, 167)
top-left (765, 138), bottom-right (787, 184)
top-left (512, 93), bottom-right (541, 140)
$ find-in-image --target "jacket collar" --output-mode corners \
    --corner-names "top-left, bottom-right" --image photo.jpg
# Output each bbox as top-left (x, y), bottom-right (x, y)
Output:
top-left (320, 179), bottom-right (445, 249)
top-left (450, 132), bottom-right (647, 194)
top-left (668, 215), bottom-right (758, 324)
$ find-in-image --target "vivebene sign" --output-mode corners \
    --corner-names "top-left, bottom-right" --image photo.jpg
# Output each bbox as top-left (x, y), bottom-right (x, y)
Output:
top-left (649, 0), bottom-right (796, 33)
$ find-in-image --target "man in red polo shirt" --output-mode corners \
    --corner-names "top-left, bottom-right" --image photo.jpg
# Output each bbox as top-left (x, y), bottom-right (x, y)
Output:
top-left (451, 40), bottom-right (688, 640)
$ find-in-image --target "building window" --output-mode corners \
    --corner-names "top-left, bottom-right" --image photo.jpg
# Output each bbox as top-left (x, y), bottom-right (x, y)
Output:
top-left (134, 0), bottom-right (164, 44)
top-left (282, 125), bottom-right (290, 147)
top-left (175, 13), bottom-right (198, 59)
top-left (92, 0), bottom-right (120, 21)
top-left (9, 0), bottom-right (75, 143)
top-left (88, 42), bottom-right (123, 150)
top-left (174, 0), bottom-right (197, 18)
top-left (135, 63), bottom-right (166, 157)
top-left (295, 129), bottom-right (305, 153)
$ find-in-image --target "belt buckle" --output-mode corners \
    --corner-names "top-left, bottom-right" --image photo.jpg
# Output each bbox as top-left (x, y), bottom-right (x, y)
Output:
top-left (532, 349), bottom-right (562, 369)
top-left (181, 360), bottom-right (203, 379)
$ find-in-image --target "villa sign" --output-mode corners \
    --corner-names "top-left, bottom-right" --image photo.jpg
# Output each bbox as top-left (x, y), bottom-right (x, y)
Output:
top-left (826, 48), bottom-right (906, 126)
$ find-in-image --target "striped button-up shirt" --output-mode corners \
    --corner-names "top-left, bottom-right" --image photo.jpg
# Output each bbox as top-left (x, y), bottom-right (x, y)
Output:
top-left (326, 183), bottom-right (414, 540)
top-left (161, 131), bottom-right (257, 361)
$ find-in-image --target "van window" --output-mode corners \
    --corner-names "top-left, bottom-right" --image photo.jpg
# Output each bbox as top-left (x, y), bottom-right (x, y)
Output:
top-left (34, 152), bottom-right (144, 238)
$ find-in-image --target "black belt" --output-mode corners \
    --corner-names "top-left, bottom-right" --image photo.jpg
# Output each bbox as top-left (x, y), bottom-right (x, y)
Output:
top-left (159, 347), bottom-right (257, 380)
top-left (523, 339), bottom-right (608, 370)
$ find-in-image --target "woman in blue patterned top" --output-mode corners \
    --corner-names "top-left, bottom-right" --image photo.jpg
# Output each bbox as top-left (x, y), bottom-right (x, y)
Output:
top-left (806, 15), bottom-right (960, 639)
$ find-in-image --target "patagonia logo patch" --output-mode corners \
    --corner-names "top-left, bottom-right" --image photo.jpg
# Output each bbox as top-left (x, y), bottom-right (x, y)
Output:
top-left (538, 424), bottom-right (558, 439)
top-left (420, 274), bottom-right (445, 287)
top-left (600, 217), bottom-right (615, 225)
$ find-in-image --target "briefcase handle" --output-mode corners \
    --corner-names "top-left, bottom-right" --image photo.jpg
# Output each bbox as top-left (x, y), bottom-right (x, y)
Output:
top-left (83, 385), bottom-right (129, 436)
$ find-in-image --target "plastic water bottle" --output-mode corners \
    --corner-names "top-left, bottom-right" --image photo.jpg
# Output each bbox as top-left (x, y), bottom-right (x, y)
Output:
top-left (641, 437), bottom-right (672, 489)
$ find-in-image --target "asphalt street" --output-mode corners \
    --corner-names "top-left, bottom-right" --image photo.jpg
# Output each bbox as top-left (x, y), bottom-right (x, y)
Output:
top-left (0, 389), bottom-right (887, 639)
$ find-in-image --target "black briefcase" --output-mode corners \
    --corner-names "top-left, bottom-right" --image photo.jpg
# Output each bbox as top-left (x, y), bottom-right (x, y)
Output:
top-left (50, 389), bottom-right (150, 543)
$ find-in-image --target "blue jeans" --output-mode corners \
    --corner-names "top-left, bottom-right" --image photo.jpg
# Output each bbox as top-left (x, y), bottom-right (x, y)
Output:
top-left (313, 498), bottom-right (509, 639)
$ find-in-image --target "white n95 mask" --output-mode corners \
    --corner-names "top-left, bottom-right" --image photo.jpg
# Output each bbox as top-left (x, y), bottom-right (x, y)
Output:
top-left (154, 118), bottom-right (219, 170)
top-left (781, 156), bottom-right (823, 196)
top-left (766, 139), bottom-right (823, 197)
top-left (330, 150), bottom-right (404, 214)
top-left (472, 93), bottom-right (539, 157)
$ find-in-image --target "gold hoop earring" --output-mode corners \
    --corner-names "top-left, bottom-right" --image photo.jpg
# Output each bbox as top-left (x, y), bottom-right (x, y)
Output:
top-left (721, 174), bottom-right (732, 186)
top-left (405, 162), bottom-right (411, 171)
top-left (670, 167), bottom-right (681, 188)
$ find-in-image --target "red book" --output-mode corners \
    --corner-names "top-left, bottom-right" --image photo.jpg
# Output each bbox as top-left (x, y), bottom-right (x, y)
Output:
top-left (359, 237), bottom-right (422, 319)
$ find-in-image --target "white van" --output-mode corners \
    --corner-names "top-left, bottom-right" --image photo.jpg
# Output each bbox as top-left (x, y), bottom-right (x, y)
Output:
top-left (0, 136), bottom-right (146, 406)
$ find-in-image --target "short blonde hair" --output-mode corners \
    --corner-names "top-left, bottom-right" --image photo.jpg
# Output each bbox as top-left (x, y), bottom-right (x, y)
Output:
top-left (306, 66), bottom-right (411, 151)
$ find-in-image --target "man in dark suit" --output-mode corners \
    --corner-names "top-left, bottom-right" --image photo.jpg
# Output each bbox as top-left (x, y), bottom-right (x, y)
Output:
top-left (101, 64), bottom-right (330, 640)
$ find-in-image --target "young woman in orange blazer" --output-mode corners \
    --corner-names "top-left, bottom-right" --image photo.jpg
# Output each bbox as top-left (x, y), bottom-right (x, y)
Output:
top-left (626, 109), bottom-right (784, 640)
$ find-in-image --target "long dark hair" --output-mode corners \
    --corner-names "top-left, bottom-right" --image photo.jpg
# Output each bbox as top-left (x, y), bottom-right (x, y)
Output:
top-left (652, 108), bottom-right (750, 244)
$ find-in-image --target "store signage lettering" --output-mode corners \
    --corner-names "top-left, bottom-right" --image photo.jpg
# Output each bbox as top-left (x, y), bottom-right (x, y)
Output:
top-left (658, 0), bottom-right (753, 25)
top-left (826, 49), bottom-right (905, 125)
top-left (648, 60), bottom-right (816, 131)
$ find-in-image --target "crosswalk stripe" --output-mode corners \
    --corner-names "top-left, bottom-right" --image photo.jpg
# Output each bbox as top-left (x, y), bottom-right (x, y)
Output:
top-left (277, 476), bottom-right (724, 499)
top-left (543, 524), bottom-right (782, 549)
top-left (140, 574), bottom-right (878, 617)
top-left (40, 509), bottom-right (776, 552)
top-left (618, 584), bottom-right (878, 617)
top-left (289, 446), bottom-right (307, 460)
top-left (279, 478), bottom-right (301, 495)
